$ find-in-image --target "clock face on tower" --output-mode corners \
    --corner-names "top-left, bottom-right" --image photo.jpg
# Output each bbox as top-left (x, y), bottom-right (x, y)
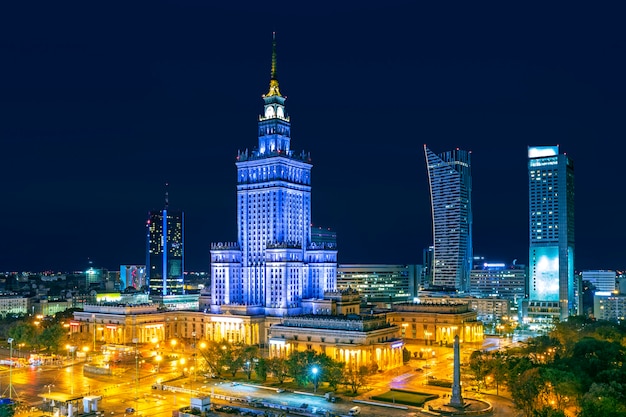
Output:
top-left (265, 106), bottom-right (275, 118)
top-left (276, 107), bottom-right (284, 118)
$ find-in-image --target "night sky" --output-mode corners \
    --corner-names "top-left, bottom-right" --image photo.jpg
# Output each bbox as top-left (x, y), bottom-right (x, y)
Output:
top-left (2, 2), bottom-right (625, 272)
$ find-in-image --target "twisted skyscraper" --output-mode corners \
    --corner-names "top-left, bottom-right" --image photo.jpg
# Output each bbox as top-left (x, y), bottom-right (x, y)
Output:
top-left (424, 146), bottom-right (473, 292)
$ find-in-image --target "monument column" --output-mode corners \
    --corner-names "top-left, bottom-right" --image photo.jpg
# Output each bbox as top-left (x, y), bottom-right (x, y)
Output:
top-left (449, 335), bottom-right (464, 408)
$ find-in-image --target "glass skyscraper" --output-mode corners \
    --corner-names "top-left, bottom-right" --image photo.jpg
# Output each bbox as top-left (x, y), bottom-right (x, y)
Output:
top-left (146, 193), bottom-right (184, 296)
top-left (210, 34), bottom-right (337, 317)
top-left (424, 146), bottom-right (473, 292)
top-left (528, 145), bottom-right (575, 321)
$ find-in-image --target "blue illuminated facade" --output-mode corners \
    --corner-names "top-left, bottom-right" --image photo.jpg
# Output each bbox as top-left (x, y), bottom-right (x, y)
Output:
top-left (210, 35), bottom-right (337, 317)
top-left (146, 193), bottom-right (184, 296)
top-left (424, 146), bottom-right (473, 292)
top-left (528, 145), bottom-right (575, 321)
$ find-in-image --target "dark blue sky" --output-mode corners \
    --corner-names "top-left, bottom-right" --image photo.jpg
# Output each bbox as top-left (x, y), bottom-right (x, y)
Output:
top-left (1, 2), bottom-right (625, 272)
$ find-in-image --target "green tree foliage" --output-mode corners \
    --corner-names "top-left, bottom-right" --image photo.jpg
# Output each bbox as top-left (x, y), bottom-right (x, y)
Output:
top-left (566, 337), bottom-right (624, 391)
top-left (498, 317), bottom-right (626, 416)
top-left (40, 324), bottom-right (66, 353)
top-left (255, 357), bottom-right (268, 382)
top-left (343, 364), bottom-right (374, 394)
top-left (578, 382), bottom-right (626, 417)
top-left (531, 406), bottom-right (566, 417)
top-left (8, 322), bottom-right (36, 348)
top-left (467, 350), bottom-right (489, 392)
top-left (488, 351), bottom-right (508, 396)
top-left (0, 403), bottom-right (15, 417)
top-left (267, 357), bottom-right (289, 384)
top-left (510, 367), bottom-right (545, 416)
top-left (286, 350), bottom-right (318, 387)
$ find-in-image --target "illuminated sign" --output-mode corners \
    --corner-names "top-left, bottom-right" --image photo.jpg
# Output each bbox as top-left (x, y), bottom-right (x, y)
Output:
top-left (144, 324), bottom-right (164, 329)
top-left (269, 339), bottom-right (286, 346)
top-left (106, 325), bottom-right (117, 329)
top-left (391, 342), bottom-right (404, 349)
top-left (70, 321), bottom-right (80, 326)
top-left (595, 291), bottom-right (613, 296)
top-left (529, 157), bottom-right (558, 167)
top-left (484, 263), bottom-right (505, 268)
top-left (211, 316), bottom-right (243, 324)
top-left (528, 146), bottom-right (558, 158)
top-left (530, 246), bottom-right (559, 301)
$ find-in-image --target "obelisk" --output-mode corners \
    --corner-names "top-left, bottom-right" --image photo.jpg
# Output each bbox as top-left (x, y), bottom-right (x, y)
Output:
top-left (448, 335), bottom-right (464, 408)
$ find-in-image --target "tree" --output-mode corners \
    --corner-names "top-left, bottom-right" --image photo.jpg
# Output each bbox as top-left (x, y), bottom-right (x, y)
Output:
top-left (578, 382), bottom-right (626, 417)
top-left (240, 344), bottom-right (259, 380)
top-left (198, 340), bottom-right (232, 377)
top-left (467, 350), bottom-right (489, 392)
top-left (541, 368), bottom-right (580, 411)
top-left (0, 403), bottom-right (15, 417)
top-left (255, 357), bottom-right (268, 382)
top-left (531, 407), bottom-right (566, 417)
top-left (343, 364), bottom-right (373, 394)
top-left (267, 357), bottom-right (289, 384)
top-left (40, 324), bottom-right (66, 353)
top-left (488, 351), bottom-right (508, 396)
top-left (286, 351), bottom-right (318, 387)
top-left (566, 337), bottom-right (624, 391)
top-left (510, 367), bottom-right (545, 417)
top-left (8, 322), bottom-right (36, 348)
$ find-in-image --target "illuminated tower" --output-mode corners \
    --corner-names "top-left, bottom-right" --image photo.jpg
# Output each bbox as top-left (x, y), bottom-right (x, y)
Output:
top-left (528, 146), bottom-right (575, 322)
top-left (424, 146), bottom-right (473, 292)
top-left (210, 34), bottom-right (337, 317)
top-left (146, 190), bottom-right (184, 296)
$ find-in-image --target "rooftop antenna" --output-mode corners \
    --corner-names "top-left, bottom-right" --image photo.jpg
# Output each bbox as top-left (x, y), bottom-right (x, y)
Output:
top-left (164, 182), bottom-right (169, 210)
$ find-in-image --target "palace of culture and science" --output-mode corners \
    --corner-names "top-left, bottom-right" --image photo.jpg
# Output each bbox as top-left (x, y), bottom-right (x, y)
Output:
top-left (209, 34), bottom-right (338, 318)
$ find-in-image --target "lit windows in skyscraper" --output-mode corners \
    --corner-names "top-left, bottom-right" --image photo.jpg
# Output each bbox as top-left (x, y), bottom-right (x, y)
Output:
top-left (527, 145), bottom-right (575, 321)
top-left (424, 146), bottom-right (473, 292)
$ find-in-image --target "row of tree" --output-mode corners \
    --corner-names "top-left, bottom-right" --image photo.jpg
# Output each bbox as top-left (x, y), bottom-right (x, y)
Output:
top-left (464, 317), bottom-right (626, 417)
top-left (197, 340), bottom-right (378, 393)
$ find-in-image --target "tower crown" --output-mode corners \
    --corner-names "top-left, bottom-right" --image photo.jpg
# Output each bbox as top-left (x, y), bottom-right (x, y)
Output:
top-left (263, 32), bottom-right (282, 99)
top-left (256, 33), bottom-right (291, 156)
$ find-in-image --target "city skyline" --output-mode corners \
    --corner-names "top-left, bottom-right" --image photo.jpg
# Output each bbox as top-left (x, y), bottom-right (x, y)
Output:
top-left (2, 3), bottom-right (626, 272)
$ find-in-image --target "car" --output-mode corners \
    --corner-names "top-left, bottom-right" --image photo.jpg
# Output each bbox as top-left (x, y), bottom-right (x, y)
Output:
top-left (125, 408), bottom-right (135, 414)
top-left (415, 368), bottom-right (424, 372)
top-left (276, 388), bottom-right (286, 393)
top-left (349, 406), bottom-right (361, 416)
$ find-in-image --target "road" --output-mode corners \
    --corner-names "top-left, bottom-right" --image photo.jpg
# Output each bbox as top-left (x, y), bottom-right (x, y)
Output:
top-left (0, 334), bottom-right (531, 417)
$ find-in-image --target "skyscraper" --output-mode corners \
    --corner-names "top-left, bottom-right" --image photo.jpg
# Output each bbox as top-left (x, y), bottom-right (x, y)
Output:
top-left (528, 145), bottom-right (574, 321)
top-left (210, 34), bottom-right (337, 317)
top-left (424, 146), bottom-right (473, 292)
top-left (146, 192), bottom-right (184, 296)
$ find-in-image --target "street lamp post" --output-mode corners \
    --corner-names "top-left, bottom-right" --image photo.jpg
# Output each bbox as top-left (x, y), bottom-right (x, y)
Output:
top-left (311, 366), bottom-right (319, 393)
top-left (92, 314), bottom-right (96, 351)
top-left (5, 338), bottom-right (15, 399)
top-left (192, 331), bottom-right (197, 385)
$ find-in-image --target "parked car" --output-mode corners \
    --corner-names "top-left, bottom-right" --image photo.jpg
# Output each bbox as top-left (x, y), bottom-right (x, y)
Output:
top-left (125, 408), bottom-right (135, 414)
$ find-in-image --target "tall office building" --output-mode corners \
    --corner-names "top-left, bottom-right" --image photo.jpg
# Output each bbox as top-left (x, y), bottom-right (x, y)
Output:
top-left (210, 35), bottom-right (337, 317)
top-left (581, 270), bottom-right (616, 292)
top-left (528, 145), bottom-right (575, 322)
top-left (146, 192), bottom-right (184, 296)
top-left (337, 264), bottom-right (419, 306)
top-left (424, 146), bottom-right (473, 292)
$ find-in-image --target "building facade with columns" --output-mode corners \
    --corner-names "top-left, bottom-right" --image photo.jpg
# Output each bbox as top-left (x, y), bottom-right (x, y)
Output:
top-left (389, 300), bottom-right (483, 345)
top-left (268, 313), bottom-right (403, 371)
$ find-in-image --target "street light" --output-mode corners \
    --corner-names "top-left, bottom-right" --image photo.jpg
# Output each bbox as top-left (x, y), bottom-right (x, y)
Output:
top-left (5, 338), bottom-right (15, 399)
top-left (311, 366), bottom-right (319, 393)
